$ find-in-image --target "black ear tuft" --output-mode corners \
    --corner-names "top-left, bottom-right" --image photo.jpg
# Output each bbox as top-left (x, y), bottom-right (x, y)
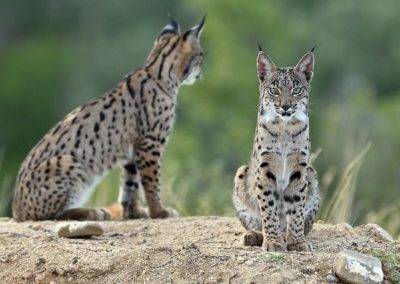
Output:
top-left (258, 44), bottom-right (263, 52)
top-left (183, 15), bottom-right (206, 41)
top-left (310, 45), bottom-right (316, 53)
top-left (159, 17), bottom-right (180, 37)
top-left (197, 14), bottom-right (206, 35)
top-left (168, 15), bottom-right (180, 33)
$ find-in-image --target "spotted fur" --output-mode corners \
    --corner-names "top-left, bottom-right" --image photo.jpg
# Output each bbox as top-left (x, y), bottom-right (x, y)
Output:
top-left (12, 18), bottom-right (206, 221)
top-left (232, 49), bottom-right (320, 252)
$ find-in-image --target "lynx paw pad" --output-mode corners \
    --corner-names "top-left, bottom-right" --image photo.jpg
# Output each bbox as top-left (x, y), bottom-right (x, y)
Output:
top-left (287, 241), bottom-right (313, 252)
top-left (150, 207), bottom-right (179, 219)
top-left (123, 207), bottom-right (149, 220)
top-left (262, 239), bottom-right (285, 252)
top-left (242, 231), bottom-right (263, 246)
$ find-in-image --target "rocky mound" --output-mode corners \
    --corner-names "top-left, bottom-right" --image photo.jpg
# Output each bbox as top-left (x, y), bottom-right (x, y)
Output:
top-left (0, 217), bottom-right (398, 283)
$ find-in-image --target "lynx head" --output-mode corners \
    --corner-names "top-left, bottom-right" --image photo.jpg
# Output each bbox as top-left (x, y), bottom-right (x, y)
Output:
top-left (146, 17), bottom-right (205, 86)
top-left (257, 47), bottom-right (314, 122)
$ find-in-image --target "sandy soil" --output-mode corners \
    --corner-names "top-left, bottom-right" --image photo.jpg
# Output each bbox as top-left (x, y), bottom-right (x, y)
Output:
top-left (0, 217), bottom-right (396, 283)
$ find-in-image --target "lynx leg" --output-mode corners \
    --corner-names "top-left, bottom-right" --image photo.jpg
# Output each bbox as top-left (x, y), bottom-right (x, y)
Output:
top-left (233, 165), bottom-right (261, 231)
top-left (284, 163), bottom-right (312, 252)
top-left (233, 165), bottom-right (263, 246)
top-left (119, 162), bottom-right (148, 219)
top-left (135, 139), bottom-right (178, 219)
top-left (304, 166), bottom-right (320, 235)
top-left (256, 153), bottom-right (285, 252)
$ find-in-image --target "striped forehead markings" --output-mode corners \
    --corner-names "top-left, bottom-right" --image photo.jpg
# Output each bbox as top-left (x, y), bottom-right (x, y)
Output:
top-left (271, 68), bottom-right (299, 87)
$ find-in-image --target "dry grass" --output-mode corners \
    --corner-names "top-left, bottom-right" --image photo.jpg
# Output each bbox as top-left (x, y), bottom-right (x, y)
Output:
top-left (321, 143), bottom-right (372, 224)
top-left (0, 150), bottom-right (13, 216)
top-left (366, 203), bottom-right (400, 240)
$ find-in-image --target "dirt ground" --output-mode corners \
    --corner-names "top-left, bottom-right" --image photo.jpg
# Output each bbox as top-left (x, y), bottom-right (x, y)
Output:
top-left (0, 217), bottom-right (397, 284)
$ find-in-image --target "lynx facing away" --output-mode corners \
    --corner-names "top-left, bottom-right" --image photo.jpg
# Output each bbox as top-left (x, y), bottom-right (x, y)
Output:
top-left (233, 47), bottom-right (320, 252)
top-left (13, 18), bottom-right (205, 221)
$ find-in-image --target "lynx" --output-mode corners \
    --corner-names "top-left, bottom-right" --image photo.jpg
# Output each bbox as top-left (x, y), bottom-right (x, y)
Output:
top-left (233, 47), bottom-right (320, 252)
top-left (13, 17), bottom-right (205, 221)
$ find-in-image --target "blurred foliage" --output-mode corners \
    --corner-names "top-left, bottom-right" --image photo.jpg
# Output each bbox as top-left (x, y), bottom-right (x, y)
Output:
top-left (0, 0), bottom-right (399, 238)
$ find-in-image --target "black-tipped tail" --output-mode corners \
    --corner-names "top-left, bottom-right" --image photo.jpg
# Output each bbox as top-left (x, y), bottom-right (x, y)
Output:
top-left (55, 207), bottom-right (118, 221)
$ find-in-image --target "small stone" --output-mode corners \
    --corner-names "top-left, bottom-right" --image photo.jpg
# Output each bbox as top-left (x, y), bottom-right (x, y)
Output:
top-left (183, 242), bottom-right (198, 250)
top-left (0, 217), bottom-right (11, 222)
top-left (72, 256), bottom-right (79, 264)
top-left (36, 257), bottom-right (46, 266)
top-left (365, 223), bottom-right (394, 242)
top-left (245, 259), bottom-right (255, 266)
top-left (334, 250), bottom-right (383, 284)
top-left (56, 222), bottom-right (104, 238)
top-left (326, 273), bottom-right (339, 283)
top-left (300, 268), bottom-right (313, 275)
top-left (32, 225), bottom-right (43, 231)
top-left (28, 224), bottom-right (43, 231)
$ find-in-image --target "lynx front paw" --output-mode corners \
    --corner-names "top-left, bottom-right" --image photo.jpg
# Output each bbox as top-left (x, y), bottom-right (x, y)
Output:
top-left (242, 231), bottom-right (263, 246)
top-left (150, 207), bottom-right (179, 219)
top-left (123, 207), bottom-right (149, 219)
top-left (262, 239), bottom-right (285, 252)
top-left (287, 241), bottom-right (313, 252)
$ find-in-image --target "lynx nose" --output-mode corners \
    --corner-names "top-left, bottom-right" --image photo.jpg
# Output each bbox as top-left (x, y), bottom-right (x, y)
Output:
top-left (281, 105), bottom-right (291, 111)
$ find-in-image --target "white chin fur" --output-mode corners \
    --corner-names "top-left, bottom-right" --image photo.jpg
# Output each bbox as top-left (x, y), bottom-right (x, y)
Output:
top-left (182, 67), bottom-right (202, 86)
top-left (263, 111), bottom-right (277, 123)
top-left (263, 108), bottom-right (308, 123)
top-left (292, 108), bottom-right (308, 122)
top-left (182, 75), bottom-right (197, 85)
top-left (280, 115), bottom-right (292, 122)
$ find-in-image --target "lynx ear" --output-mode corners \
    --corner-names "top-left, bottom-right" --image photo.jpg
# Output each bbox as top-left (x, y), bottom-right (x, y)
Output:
top-left (295, 52), bottom-right (314, 83)
top-left (160, 17), bottom-right (180, 37)
top-left (183, 15), bottom-right (206, 41)
top-left (257, 48), bottom-right (276, 82)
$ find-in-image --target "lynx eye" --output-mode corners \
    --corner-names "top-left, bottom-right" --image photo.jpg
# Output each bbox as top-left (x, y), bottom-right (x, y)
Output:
top-left (267, 87), bottom-right (280, 96)
top-left (292, 87), bottom-right (303, 96)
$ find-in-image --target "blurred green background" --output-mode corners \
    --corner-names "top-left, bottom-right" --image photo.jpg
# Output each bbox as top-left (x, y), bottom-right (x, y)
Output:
top-left (0, 0), bottom-right (399, 238)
